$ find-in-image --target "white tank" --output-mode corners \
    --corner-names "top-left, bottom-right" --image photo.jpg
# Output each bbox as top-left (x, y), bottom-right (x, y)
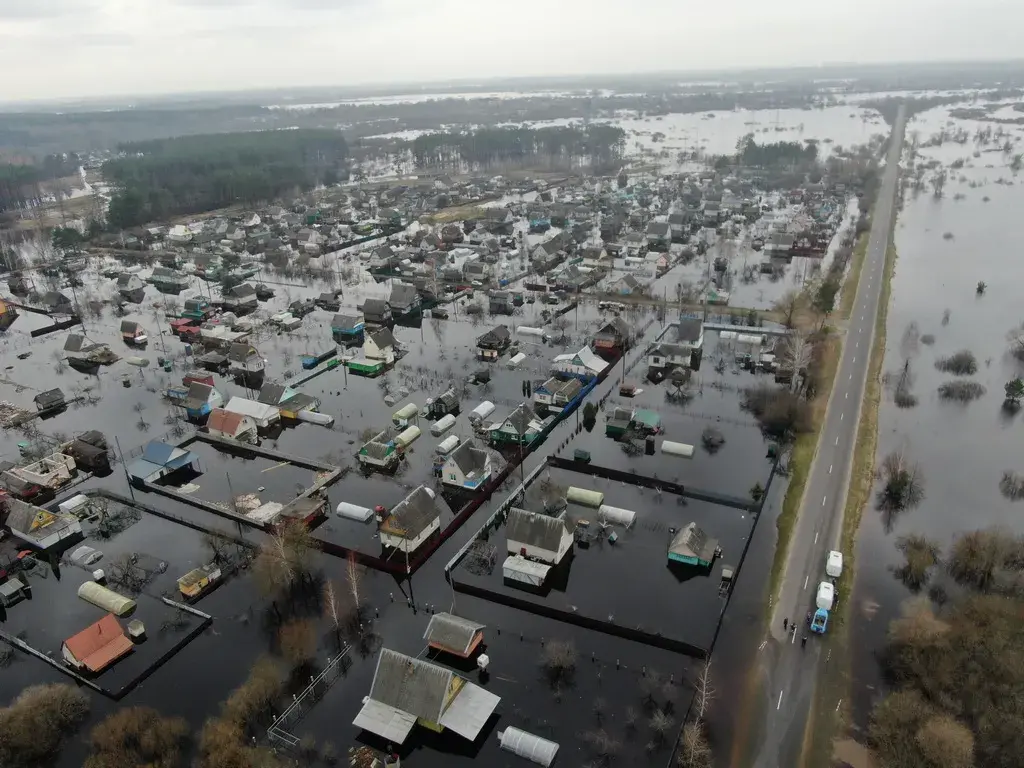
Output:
top-left (336, 502), bottom-right (373, 522)
top-left (430, 414), bottom-right (456, 436)
top-left (498, 727), bottom-right (559, 767)
top-left (597, 504), bottom-right (637, 528)
top-left (567, 486), bottom-right (604, 508)
top-left (661, 440), bottom-right (695, 458)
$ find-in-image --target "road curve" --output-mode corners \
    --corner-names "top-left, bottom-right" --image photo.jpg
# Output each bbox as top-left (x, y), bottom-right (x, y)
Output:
top-left (750, 106), bottom-right (907, 768)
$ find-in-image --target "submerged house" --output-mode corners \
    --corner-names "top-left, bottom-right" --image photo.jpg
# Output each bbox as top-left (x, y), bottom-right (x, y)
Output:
top-left (184, 381), bottom-right (223, 420)
top-left (441, 440), bottom-right (492, 491)
top-left (223, 397), bottom-right (280, 429)
top-left (503, 507), bottom-right (574, 588)
top-left (348, 327), bottom-right (397, 377)
top-left (119, 320), bottom-right (148, 346)
top-left (592, 317), bottom-right (632, 357)
top-left (34, 388), bottom-right (66, 413)
top-left (378, 485), bottom-right (441, 555)
top-left (388, 282), bottom-right (421, 318)
top-left (148, 266), bottom-right (190, 294)
top-left (222, 283), bottom-right (258, 314)
top-left (5, 454), bottom-right (76, 491)
top-left (667, 522), bottom-right (720, 568)
top-left (476, 325), bottom-right (511, 361)
top-left (357, 428), bottom-right (399, 470)
top-left (115, 273), bottom-right (146, 303)
top-left (353, 648), bottom-right (501, 744)
top-left (360, 297), bottom-right (392, 328)
top-left (532, 377), bottom-right (583, 414)
top-left (61, 613), bottom-right (134, 673)
top-left (64, 334), bottom-right (118, 371)
top-left (126, 440), bottom-right (200, 488)
top-left (424, 613), bottom-right (485, 659)
top-left (257, 383), bottom-right (320, 419)
top-left (227, 342), bottom-right (265, 381)
top-left (205, 408), bottom-right (258, 443)
top-left (489, 403), bottom-right (548, 446)
top-left (551, 346), bottom-right (609, 380)
top-left (331, 312), bottom-right (365, 346)
top-left (3, 498), bottom-right (83, 551)
top-left (647, 318), bottom-right (704, 378)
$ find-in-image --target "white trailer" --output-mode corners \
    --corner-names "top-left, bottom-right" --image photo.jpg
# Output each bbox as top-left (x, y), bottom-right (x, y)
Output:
top-left (430, 414), bottom-right (456, 436)
top-left (661, 440), bottom-right (695, 458)
top-left (506, 352), bottom-right (526, 369)
top-left (469, 401), bottom-right (496, 424)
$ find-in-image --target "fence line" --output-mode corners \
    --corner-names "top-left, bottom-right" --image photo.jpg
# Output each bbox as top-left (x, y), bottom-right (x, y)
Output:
top-left (267, 647), bottom-right (352, 750)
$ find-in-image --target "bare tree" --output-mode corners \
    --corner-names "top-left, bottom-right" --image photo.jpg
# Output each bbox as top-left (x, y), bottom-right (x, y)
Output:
top-left (0, 684), bottom-right (90, 767)
top-left (85, 707), bottom-right (188, 768)
top-left (540, 639), bottom-right (577, 686)
top-left (323, 580), bottom-right (340, 632)
top-left (278, 618), bottom-right (317, 667)
top-left (679, 722), bottom-right (712, 768)
top-left (346, 551), bottom-right (364, 609)
top-left (779, 331), bottom-right (814, 392)
top-left (774, 290), bottom-right (801, 329)
top-left (648, 710), bottom-right (674, 746)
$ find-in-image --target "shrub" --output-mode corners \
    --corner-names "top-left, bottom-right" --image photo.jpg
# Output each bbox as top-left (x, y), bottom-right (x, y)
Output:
top-left (934, 350), bottom-right (977, 375)
top-left (85, 707), bottom-right (188, 768)
top-left (937, 381), bottom-right (985, 402)
top-left (894, 534), bottom-right (940, 590)
top-left (0, 684), bottom-right (90, 768)
top-left (540, 639), bottom-right (577, 685)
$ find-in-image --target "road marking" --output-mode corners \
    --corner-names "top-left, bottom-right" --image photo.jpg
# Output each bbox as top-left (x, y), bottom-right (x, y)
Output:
top-left (835, 436), bottom-right (839, 445)
top-left (836, 698), bottom-right (842, 712)
top-left (849, 374), bottom-right (853, 380)
top-left (759, 639), bottom-right (767, 651)
top-left (845, 392), bottom-right (848, 399)
top-left (777, 690), bottom-right (784, 710)
top-left (853, 356), bottom-right (856, 363)
top-left (814, 532), bottom-right (819, 544)
top-left (791, 629), bottom-right (797, 645)
top-left (841, 412), bottom-right (844, 421)
top-left (829, 464), bottom-right (833, 473)
top-left (804, 575), bottom-right (809, 590)
top-left (822, 495), bottom-right (827, 506)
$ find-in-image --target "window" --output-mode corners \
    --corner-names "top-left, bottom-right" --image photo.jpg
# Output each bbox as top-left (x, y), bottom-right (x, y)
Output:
top-left (449, 473), bottom-right (457, 481)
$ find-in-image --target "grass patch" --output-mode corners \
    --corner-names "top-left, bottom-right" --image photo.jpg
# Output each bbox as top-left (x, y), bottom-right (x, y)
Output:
top-left (424, 204), bottom-right (489, 224)
top-left (801, 240), bottom-right (897, 768)
top-left (838, 234), bottom-right (871, 320)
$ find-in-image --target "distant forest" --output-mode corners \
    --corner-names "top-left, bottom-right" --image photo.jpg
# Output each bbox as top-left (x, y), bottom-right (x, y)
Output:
top-left (410, 125), bottom-right (626, 172)
top-left (0, 154), bottom-right (81, 214)
top-left (103, 129), bottom-right (348, 229)
top-left (734, 134), bottom-right (819, 167)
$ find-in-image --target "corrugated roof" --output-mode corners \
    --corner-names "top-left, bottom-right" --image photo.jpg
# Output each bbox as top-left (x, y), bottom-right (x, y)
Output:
top-left (369, 648), bottom-right (453, 723)
top-left (438, 681), bottom-right (500, 740)
top-left (381, 486), bottom-right (439, 539)
top-left (352, 699), bottom-right (417, 743)
top-left (63, 613), bottom-right (134, 672)
top-left (506, 508), bottom-right (570, 553)
top-left (424, 612), bottom-right (485, 655)
top-left (207, 408), bottom-right (246, 436)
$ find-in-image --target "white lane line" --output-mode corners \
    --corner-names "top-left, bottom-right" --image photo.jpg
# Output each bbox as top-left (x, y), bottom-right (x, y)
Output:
top-left (829, 464), bottom-right (833, 473)
top-left (777, 690), bottom-right (785, 710)
top-left (835, 436), bottom-right (839, 445)
top-left (814, 532), bottom-right (819, 544)
top-left (849, 374), bottom-right (853, 380)
top-left (791, 629), bottom-right (797, 645)
top-left (841, 413), bottom-right (845, 420)
top-left (804, 575), bottom-right (809, 590)
top-left (845, 392), bottom-right (848, 399)
top-left (822, 495), bottom-right (827, 506)
top-left (853, 356), bottom-right (856, 363)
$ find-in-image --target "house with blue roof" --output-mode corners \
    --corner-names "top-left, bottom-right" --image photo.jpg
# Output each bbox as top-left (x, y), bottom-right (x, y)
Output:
top-left (126, 440), bottom-right (200, 489)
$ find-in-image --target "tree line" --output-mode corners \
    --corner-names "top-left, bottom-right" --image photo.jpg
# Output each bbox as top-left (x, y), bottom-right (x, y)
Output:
top-left (734, 134), bottom-right (819, 168)
top-left (410, 125), bottom-right (626, 172)
top-left (0, 153), bottom-right (81, 214)
top-left (103, 129), bottom-right (349, 229)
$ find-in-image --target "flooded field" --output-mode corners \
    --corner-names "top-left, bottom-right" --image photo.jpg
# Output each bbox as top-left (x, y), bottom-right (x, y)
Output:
top-left (849, 102), bottom-right (1024, 725)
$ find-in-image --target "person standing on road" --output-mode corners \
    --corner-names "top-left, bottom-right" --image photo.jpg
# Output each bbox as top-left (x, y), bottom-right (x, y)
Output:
top-left (783, 618), bottom-right (788, 631)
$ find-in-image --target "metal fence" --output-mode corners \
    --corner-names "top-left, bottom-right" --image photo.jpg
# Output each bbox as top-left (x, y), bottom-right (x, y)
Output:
top-left (267, 647), bottom-right (353, 750)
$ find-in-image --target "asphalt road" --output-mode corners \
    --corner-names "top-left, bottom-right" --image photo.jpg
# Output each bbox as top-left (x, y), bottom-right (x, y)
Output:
top-left (750, 106), bottom-right (907, 768)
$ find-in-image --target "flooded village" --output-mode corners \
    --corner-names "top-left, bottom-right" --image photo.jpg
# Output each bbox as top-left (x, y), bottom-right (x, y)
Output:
top-left (1, 65), bottom-right (1022, 768)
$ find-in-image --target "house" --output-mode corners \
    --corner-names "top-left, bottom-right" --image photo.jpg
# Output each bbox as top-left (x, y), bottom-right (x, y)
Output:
top-left (644, 250), bottom-right (670, 275)
top-left (476, 325), bottom-right (511, 361)
top-left (360, 297), bottom-right (392, 327)
top-left (115, 273), bottom-right (145, 302)
top-left (532, 376), bottom-right (583, 413)
top-left (668, 212), bottom-right (690, 241)
top-left (580, 245), bottom-right (609, 268)
top-left (180, 297), bottom-right (214, 321)
top-left (0, 577), bottom-right (26, 607)
top-left (608, 273), bottom-right (643, 295)
top-left (353, 648), bottom-right (500, 744)
top-left (487, 290), bottom-right (514, 315)
top-left (223, 397), bottom-right (280, 429)
top-left (119, 320), bottom-right (148, 346)
top-left (489, 403), bottom-right (548, 446)
top-left (184, 381), bottom-right (223, 420)
top-left (0, 298), bottom-right (18, 331)
top-left (206, 408), bottom-right (258, 443)
top-left (424, 612), bottom-right (485, 658)
top-left (482, 206), bottom-right (514, 233)
top-left (227, 342), bottom-right (265, 380)
top-left (647, 322), bottom-right (704, 377)
top-left (33, 388), bottom-right (66, 412)
top-left (667, 522), bottom-right (720, 568)
top-left (126, 440), bottom-right (200, 488)
top-left (503, 507), bottom-right (574, 588)
top-left (551, 346), bottom-right (609, 380)
top-left (3, 498), bottom-right (82, 550)
top-left (378, 485), bottom-right (441, 554)
top-left (167, 224), bottom-right (192, 244)
top-left (365, 328), bottom-right (397, 365)
top-left (257, 383), bottom-right (320, 419)
top-left (388, 282), bottom-right (421, 317)
top-left (646, 221), bottom-right (670, 249)
top-left (223, 283), bottom-right (258, 313)
top-left (441, 440), bottom-right (492, 491)
top-left (331, 312), bottom-right (365, 346)
top-left (61, 431), bottom-right (110, 473)
top-left (357, 428), bottom-right (399, 469)
top-left (149, 266), bottom-right (190, 294)
top-left (441, 223), bottom-right (464, 244)
top-left (5, 453), bottom-right (76, 491)
top-left (61, 614), bottom-right (134, 673)
top-left (426, 387), bottom-right (460, 419)
top-left (506, 507), bottom-right (574, 563)
top-left (531, 236), bottom-right (566, 272)
top-left (765, 232), bottom-right (796, 258)
top-left (592, 318), bottom-right (632, 356)
top-left (314, 291), bottom-right (342, 312)
top-left (41, 291), bottom-right (74, 315)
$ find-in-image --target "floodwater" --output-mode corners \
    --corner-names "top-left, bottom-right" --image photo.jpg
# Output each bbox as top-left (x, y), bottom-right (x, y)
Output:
top-left (849, 102), bottom-right (1024, 727)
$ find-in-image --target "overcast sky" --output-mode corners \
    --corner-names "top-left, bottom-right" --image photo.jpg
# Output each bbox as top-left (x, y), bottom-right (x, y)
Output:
top-left (0, 0), bottom-right (1019, 102)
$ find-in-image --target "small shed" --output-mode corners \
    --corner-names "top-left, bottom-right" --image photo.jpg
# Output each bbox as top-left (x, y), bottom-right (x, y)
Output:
top-left (0, 577), bottom-right (26, 607)
top-left (423, 612), bottom-right (485, 658)
top-left (34, 388), bottom-right (66, 411)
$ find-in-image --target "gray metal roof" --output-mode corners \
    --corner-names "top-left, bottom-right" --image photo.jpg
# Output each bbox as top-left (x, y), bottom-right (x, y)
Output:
top-left (353, 699), bottom-right (417, 743)
top-left (669, 522), bottom-right (719, 562)
top-left (438, 681), bottom-right (500, 740)
top-left (384, 486), bottom-right (439, 539)
top-left (227, 343), bottom-right (258, 363)
top-left (506, 508), bottom-right (570, 553)
top-left (424, 612), bottom-right (485, 655)
top-left (448, 441), bottom-right (488, 477)
top-left (369, 327), bottom-right (396, 350)
top-left (369, 648), bottom-right (454, 723)
top-left (676, 317), bottom-right (704, 343)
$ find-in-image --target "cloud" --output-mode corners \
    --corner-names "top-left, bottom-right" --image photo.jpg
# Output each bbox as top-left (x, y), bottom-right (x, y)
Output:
top-left (0, 0), bottom-right (94, 19)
